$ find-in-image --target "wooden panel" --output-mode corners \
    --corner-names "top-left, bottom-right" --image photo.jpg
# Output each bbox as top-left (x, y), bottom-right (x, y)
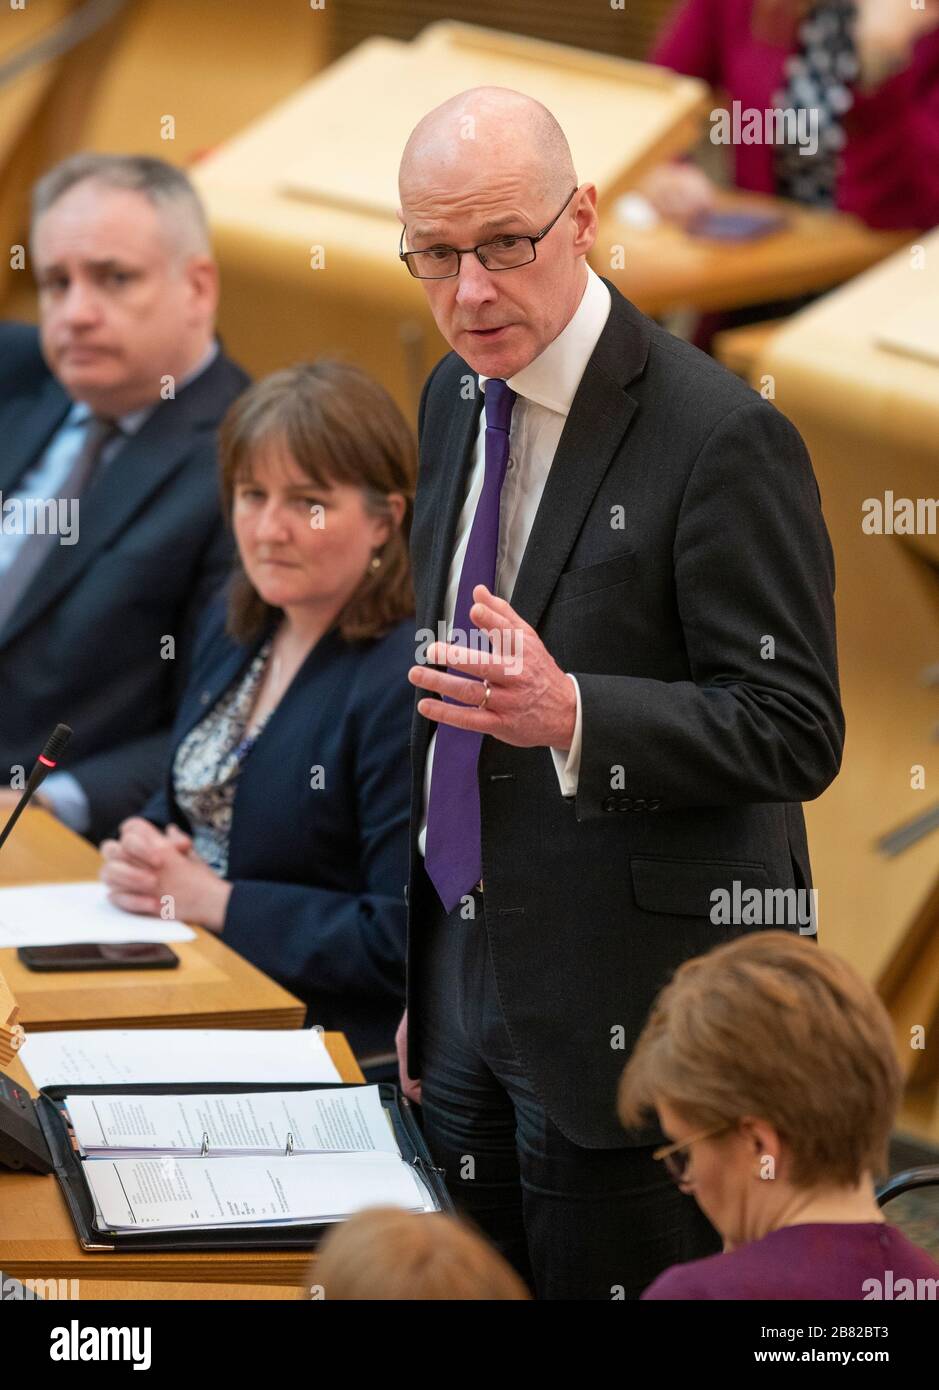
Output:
top-left (758, 231), bottom-right (939, 1143)
top-left (329, 0), bottom-right (678, 64)
top-left (280, 28), bottom-right (705, 217)
top-left (597, 190), bottom-right (910, 317)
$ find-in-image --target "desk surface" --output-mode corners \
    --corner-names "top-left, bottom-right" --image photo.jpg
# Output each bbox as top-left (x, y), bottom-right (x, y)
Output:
top-left (600, 191), bottom-right (911, 317)
top-left (0, 809), bottom-right (305, 1032)
top-left (0, 1037), bottom-right (364, 1286)
top-left (758, 231), bottom-right (939, 1136)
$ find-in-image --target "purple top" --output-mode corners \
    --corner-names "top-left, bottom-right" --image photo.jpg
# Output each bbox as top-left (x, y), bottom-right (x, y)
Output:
top-left (642, 1223), bottom-right (939, 1300)
top-left (651, 0), bottom-right (939, 229)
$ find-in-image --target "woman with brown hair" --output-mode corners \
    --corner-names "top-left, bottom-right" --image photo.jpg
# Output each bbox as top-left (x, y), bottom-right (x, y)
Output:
top-left (619, 930), bottom-right (939, 1299)
top-left (100, 362), bottom-right (416, 1068)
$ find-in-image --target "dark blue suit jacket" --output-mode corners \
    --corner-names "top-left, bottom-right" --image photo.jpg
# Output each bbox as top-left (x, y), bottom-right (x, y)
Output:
top-left (142, 598), bottom-right (415, 1061)
top-left (0, 322), bottom-right (249, 841)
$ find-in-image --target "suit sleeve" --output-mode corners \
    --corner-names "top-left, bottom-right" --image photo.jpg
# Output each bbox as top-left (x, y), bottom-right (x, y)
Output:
top-left (573, 399), bottom-right (844, 820)
top-left (70, 527), bottom-right (232, 843)
top-left (220, 643), bottom-right (411, 1008)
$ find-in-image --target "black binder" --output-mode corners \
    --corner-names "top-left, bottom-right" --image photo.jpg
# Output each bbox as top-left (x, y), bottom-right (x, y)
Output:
top-left (32, 1080), bottom-right (451, 1253)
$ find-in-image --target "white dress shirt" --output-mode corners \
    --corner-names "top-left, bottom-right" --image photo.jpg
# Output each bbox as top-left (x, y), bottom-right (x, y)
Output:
top-left (417, 265), bottom-right (612, 856)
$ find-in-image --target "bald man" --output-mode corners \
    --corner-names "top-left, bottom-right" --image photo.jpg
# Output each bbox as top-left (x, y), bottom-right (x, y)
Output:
top-left (397, 89), bottom-right (843, 1299)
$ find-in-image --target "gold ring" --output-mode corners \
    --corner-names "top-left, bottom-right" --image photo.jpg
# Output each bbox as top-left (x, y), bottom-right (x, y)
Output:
top-left (478, 679), bottom-right (492, 710)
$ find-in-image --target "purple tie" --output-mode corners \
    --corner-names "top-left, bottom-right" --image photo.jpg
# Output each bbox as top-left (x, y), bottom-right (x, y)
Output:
top-left (424, 378), bottom-right (517, 912)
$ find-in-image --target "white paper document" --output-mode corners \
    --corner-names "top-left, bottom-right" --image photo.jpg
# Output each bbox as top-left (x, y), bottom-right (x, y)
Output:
top-left (83, 1151), bottom-right (435, 1231)
top-left (19, 1027), bottom-right (341, 1088)
top-left (0, 881), bottom-right (196, 947)
top-left (66, 1084), bottom-right (396, 1158)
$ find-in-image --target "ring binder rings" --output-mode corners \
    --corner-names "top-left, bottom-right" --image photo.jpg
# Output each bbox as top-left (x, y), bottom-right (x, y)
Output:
top-left (14, 1080), bottom-right (452, 1251)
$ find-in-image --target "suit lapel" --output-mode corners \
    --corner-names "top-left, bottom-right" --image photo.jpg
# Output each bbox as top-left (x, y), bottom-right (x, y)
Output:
top-left (0, 352), bottom-right (240, 650)
top-left (0, 377), bottom-right (70, 495)
top-left (419, 388), bottom-right (482, 634)
top-left (509, 286), bottom-right (650, 630)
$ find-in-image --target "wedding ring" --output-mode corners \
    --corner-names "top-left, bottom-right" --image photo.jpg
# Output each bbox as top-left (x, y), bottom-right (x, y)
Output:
top-left (478, 678), bottom-right (492, 710)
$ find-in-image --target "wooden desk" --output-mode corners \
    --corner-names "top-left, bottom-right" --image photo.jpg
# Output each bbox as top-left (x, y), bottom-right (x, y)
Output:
top-left (21, 1279), bottom-right (306, 1301)
top-left (598, 191), bottom-right (911, 318)
top-left (0, 808), bottom-right (305, 1031)
top-left (758, 231), bottom-right (939, 1142)
top-left (0, 1037), bottom-right (364, 1288)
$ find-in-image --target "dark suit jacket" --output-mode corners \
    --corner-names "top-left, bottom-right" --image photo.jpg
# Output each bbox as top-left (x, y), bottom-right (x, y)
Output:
top-left (0, 323), bottom-right (249, 842)
top-left (142, 599), bottom-right (415, 1061)
top-left (406, 281), bottom-right (845, 1149)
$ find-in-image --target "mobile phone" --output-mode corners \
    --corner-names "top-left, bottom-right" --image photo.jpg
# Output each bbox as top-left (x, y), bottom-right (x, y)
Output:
top-left (687, 209), bottom-right (787, 242)
top-left (17, 942), bottom-right (180, 972)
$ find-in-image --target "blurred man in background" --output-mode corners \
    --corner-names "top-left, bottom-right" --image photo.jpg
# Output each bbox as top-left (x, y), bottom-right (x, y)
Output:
top-left (0, 155), bottom-right (248, 842)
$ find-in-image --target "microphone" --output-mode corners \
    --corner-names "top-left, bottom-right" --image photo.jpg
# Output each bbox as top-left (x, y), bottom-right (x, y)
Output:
top-left (0, 724), bottom-right (72, 855)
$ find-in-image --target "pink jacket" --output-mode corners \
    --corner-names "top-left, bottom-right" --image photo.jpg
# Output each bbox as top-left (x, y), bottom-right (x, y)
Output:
top-left (652, 0), bottom-right (939, 228)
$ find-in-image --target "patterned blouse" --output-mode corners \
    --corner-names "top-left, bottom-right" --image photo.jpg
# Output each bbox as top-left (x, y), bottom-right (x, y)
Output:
top-left (772, 0), bottom-right (859, 207)
top-left (172, 637), bottom-right (275, 878)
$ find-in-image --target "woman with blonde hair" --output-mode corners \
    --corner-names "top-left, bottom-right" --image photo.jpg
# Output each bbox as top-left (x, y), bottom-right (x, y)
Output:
top-left (619, 930), bottom-right (939, 1299)
top-left (314, 1207), bottom-right (530, 1300)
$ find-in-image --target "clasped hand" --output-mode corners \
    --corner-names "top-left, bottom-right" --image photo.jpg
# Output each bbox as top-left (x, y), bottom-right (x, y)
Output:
top-left (99, 817), bottom-right (231, 931)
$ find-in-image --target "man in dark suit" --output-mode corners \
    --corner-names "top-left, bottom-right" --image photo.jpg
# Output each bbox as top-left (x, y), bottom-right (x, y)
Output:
top-left (0, 155), bottom-right (249, 842)
top-left (395, 88), bottom-right (845, 1299)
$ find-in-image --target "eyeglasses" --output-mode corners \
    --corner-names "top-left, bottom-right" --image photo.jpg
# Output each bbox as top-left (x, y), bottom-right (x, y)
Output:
top-left (398, 188), bottom-right (578, 280)
top-left (653, 1123), bottom-right (735, 1185)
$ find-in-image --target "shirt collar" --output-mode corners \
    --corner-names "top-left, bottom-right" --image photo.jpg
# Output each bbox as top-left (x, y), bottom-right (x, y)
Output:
top-left (67, 337), bottom-right (220, 435)
top-left (479, 265), bottom-right (611, 418)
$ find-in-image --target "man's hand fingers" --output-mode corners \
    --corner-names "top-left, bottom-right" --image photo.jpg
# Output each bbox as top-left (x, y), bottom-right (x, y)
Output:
top-left (416, 696), bottom-right (499, 732)
top-left (409, 663), bottom-right (495, 707)
top-left (419, 643), bottom-right (514, 681)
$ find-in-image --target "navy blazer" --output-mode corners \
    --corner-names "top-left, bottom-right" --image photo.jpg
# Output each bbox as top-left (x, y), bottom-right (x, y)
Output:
top-left (142, 598), bottom-right (415, 1061)
top-left (0, 322), bottom-right (249, 842)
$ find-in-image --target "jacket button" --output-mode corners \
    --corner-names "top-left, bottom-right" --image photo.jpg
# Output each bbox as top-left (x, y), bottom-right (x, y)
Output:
top-left (602, 795), bottom-right (617, 812)
top-left (200, 690), bottom-right (211, 705)
top-left (403, 883), bottom-right (409, 905)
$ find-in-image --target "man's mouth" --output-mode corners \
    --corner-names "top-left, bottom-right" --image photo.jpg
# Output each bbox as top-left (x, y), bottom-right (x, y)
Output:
top-left (467, 325), bottom-right (509, 339)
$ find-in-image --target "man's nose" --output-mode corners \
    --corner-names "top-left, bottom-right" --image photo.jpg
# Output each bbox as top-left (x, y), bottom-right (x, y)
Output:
top-left (60, 279), bottom-right (102, 326)
top-left (454, 252), bottom-right (497, 310)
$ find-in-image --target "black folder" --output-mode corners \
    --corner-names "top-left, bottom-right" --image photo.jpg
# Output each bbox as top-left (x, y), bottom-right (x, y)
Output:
top-left (34, 1080), bottom-right (452, 1253)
